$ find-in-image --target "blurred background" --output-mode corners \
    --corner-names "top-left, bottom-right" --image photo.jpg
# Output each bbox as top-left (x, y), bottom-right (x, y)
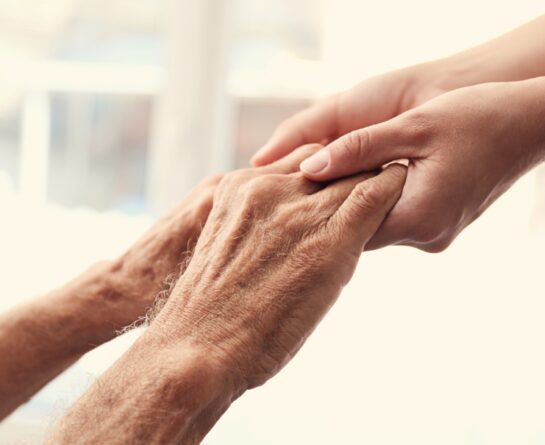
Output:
top-left (0, 0), bottom-right (544, 444)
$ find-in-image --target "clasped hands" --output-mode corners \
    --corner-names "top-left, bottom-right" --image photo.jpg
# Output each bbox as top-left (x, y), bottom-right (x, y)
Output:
top-left (46, 145), bottom-right (406, 444)
top-left (36, 16), bottom-right (545, 443)
top-left (157, 146), bottom-right (406, 389)
top-left (48, 75), bottom-right (545, 443)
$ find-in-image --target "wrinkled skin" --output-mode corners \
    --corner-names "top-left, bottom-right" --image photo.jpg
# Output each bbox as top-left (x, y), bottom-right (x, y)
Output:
top-left (158, 145), bottom-right (407, 388)
top-left (0, 174), bottom-right (223, 421)
top-left (46, 146), bottom-right (407, 445)
top-left (109, 174), bottom-right (222, 324)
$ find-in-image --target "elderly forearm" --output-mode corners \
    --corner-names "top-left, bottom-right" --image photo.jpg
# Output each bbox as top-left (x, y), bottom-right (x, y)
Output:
top-left (427, 15), bottom-right (545, 92)
top-left (0, 261), bottom-right (137, 420)
top-left (0, 176), bottom-right (221, 420)
top-left (47, 147), bottom-right (407, 444)
top-left (45, 320), bottom-right (243, 445)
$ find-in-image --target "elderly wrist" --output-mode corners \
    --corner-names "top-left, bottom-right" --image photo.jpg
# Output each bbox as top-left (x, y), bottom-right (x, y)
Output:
top-left (146, 323), bottom-right (245, 389)
top-left (151, 290), bottom-right (252, 392)
top-left (109, 217), bottom-right (200, 307)
top-left (47, 324), bottom-right (244, 445)
top-left (67, 260), bottom-right (147, 337)
top-left (28, 262), bottom-right (132, 353)
top-left (140, 322), bottom-right (248, 432)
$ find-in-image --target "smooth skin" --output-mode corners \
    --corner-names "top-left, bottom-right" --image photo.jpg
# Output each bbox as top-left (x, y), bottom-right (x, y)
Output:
top-left (0, 175), bottom-right (220, 420)
top-left (46, 146), bottom-right (407, 445)
top-left (253, 15), bottom-right (545, 252)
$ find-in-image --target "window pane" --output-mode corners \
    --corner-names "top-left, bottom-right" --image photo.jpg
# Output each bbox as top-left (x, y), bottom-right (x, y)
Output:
top-left (51, 1), bottom-right (164, 65)
top-left (233, 97), bottom-right (311, 168)
top-left (0, 98), bottom-right (21, 192)
top-left (48, 93), bottom-right (151, 214)
top-left (0, 1), bottom-right (165, 65)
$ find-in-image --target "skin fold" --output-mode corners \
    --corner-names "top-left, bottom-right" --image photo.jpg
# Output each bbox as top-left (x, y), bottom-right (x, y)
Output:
top-left (253, 15), bottom-right (545, 252)
top-left (0, 175), bottom-right (221, 420)
top-left (45, 145), bottom-right (407, 444)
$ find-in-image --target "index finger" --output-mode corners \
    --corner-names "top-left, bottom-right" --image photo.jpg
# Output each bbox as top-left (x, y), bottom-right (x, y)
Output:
top-left (251, 95), bottom-right (340, 166)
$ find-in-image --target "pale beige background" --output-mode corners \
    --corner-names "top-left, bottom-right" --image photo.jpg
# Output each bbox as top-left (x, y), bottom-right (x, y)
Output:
top-left (0, 1), bottom-right (544, 444)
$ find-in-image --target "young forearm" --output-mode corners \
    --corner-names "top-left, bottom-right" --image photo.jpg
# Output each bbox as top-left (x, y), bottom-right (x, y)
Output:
top-left (0, 261), bottom-right (135, 420)
top-left (508, 76), bottom-right (545, 168)
top-left (425, 15), bottom-right (545, 92)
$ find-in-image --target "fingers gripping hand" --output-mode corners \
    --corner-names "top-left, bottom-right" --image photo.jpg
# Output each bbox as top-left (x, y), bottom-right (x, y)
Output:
top-left (299, 118), bottom-right (417, 180)
top-left (251, 64), bottom-right (442, 167)
top-left (160, 146), bottom-right (406, 389)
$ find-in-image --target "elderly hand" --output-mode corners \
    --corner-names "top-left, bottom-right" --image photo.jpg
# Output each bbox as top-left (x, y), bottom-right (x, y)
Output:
top-left (0, 174), bottom-right (222, 420)
top-left (0, 173), bottom-right (223, 421)
top-left (284, 79), bottom-right (545, 252)
top-left (107, 174), bottom-right (222, 325)
top-left (47, 145), bottom-right (406, 445)
top-left (157, 145), bottom-right (407, 388)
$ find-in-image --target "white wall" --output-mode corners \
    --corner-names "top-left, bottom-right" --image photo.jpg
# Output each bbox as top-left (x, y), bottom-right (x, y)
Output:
top-left (321, 0), bottom-right (545, 90)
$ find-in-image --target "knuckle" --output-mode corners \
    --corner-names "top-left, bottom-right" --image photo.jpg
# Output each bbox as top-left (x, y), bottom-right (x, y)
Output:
top-left (352, 180), bottom-right (382, 212)
top-left (340, 130), bottom-right (370, 162)
top-left (292, 171), bottom-right (319, 193)
top-left (243, 175), bottom-right (282, 204)
top-left (247, 175), bottom-right (277, 191)
top-left (401, 110), bottom-right (435, 144)
top-left (220, 168), bottom-right (255, 188)
top-left (199, 173), bottom-right (223, 188)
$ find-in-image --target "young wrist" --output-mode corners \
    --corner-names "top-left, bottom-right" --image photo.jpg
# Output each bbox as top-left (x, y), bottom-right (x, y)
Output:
top-left (407, 55), bottom-right (484, 100)
top-left (397, 60), bottom-right (465, 111)
top-left (426, 41), bottom-right (538, 94)
top-left (506, 77), bottom-right (545, 166)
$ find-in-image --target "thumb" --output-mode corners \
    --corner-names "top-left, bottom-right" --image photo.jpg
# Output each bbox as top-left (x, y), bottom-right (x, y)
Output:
top-left (300, 118), bottom-right (413, 181)
top-left (332, 163), bottom-right (407, 251)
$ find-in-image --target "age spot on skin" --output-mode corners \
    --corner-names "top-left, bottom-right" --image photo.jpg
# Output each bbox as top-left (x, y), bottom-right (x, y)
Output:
top-left (142, 267), bottom-right (156, 281)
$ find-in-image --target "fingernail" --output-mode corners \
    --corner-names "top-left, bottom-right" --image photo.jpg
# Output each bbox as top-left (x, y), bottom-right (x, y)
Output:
top-left (300, 150), bottom-right (329, 174)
